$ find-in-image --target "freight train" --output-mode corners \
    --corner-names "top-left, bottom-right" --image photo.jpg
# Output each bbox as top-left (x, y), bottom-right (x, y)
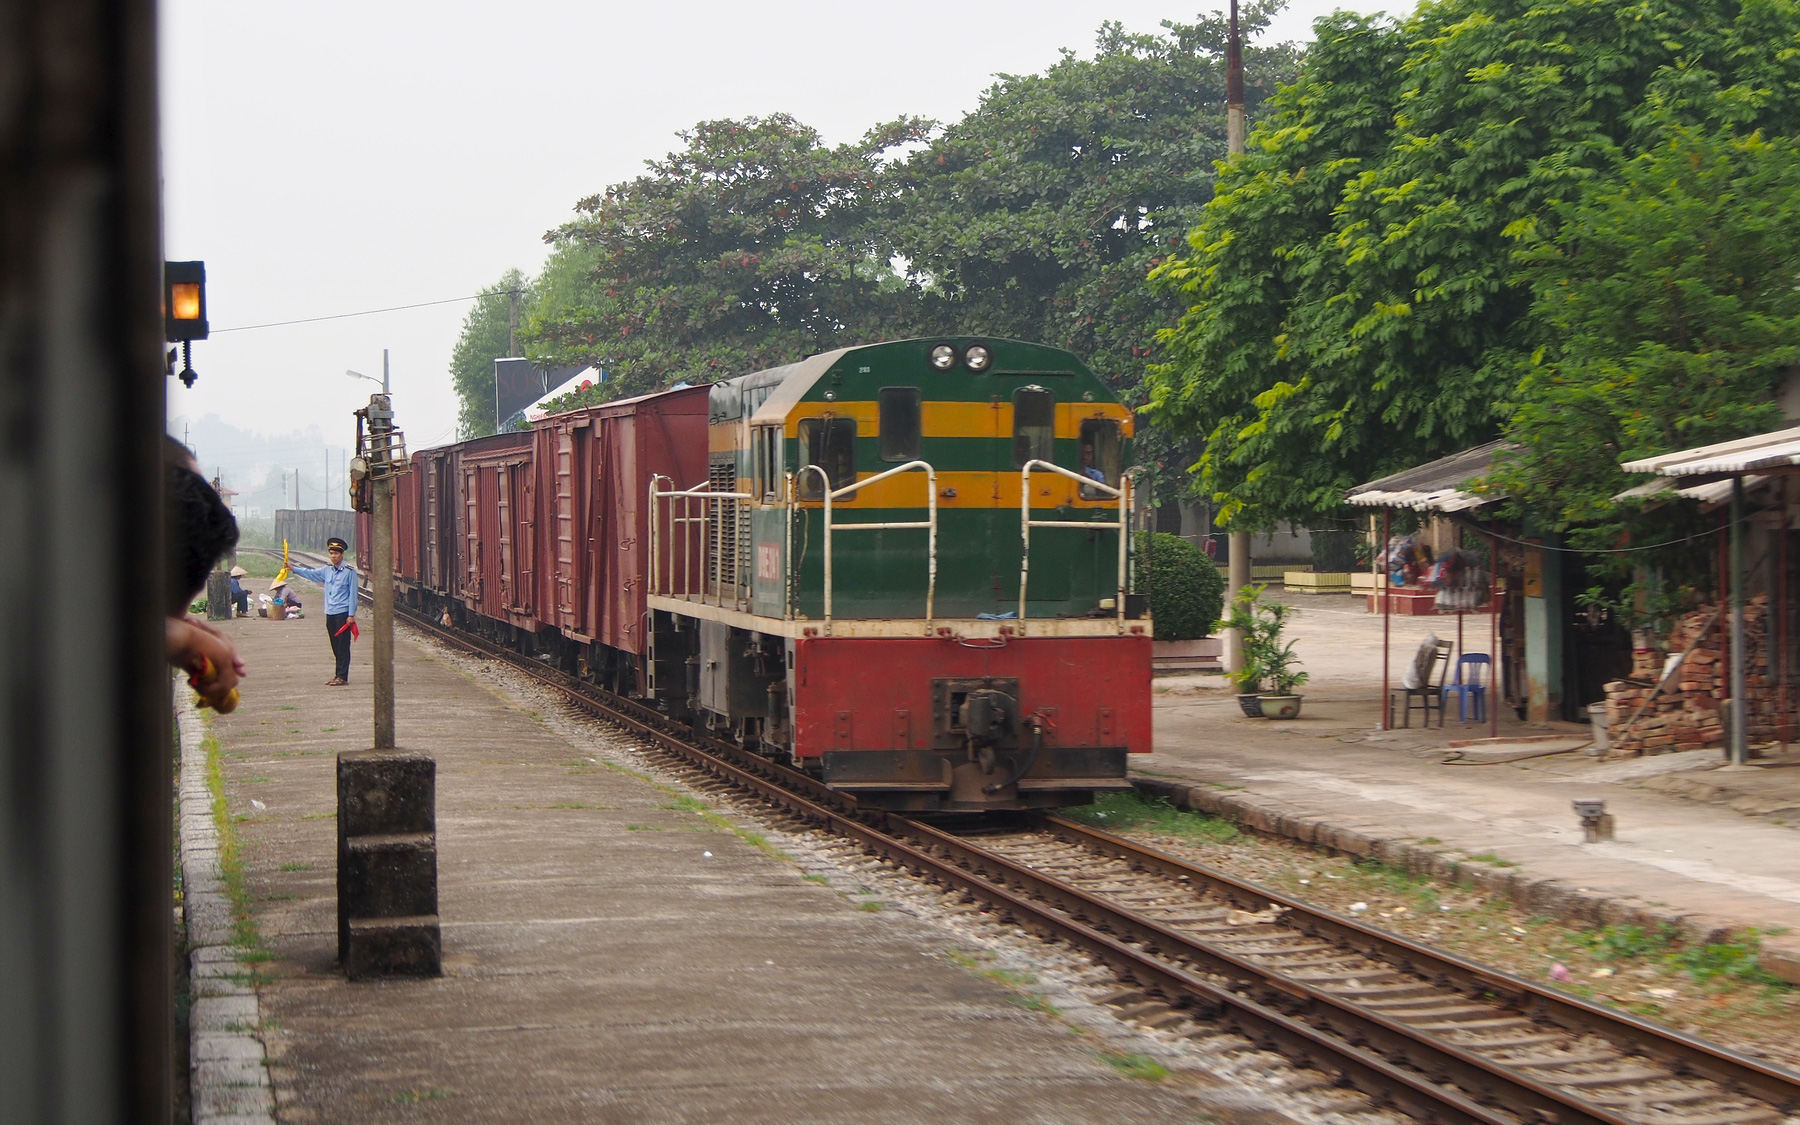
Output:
top-left (365, 337), bottom-right (1152, 811)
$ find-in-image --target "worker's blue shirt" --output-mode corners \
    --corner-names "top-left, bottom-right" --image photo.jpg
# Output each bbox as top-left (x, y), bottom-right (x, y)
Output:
top-left (292, 562), bottom-right (359, 616)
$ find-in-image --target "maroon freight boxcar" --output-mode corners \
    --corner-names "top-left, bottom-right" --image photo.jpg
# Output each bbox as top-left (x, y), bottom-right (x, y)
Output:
top-left (375, 387), bottom-right (708, 687)
top-left (457, 431), bottom-right (537, 629)
top-left (530, 386), bottom-right (708, 688)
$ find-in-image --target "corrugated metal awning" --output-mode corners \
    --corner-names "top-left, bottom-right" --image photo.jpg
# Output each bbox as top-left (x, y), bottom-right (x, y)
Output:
top-left (1615, 474), bottom-right (1768, 505)
top-left (1620, 424), bottom-right (1800, 475)
top-left (1345, 440), bottom-right (1511, 512)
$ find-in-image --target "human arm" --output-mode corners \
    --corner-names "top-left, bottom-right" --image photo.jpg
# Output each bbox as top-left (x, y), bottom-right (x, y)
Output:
top-left (167, 615), bottom-right (246, 711)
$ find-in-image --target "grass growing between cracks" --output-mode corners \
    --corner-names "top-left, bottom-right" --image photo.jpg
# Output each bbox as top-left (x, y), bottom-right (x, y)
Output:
top-left (947, 950), bottom-right (1064, 1017)
top-left (1096, 1051), bottom-right (1170, 1082)
top-left (597, 760), bottom-right (793, 861)
top-left (1059, 791), bottom-right (1240, 844)
top-left (202, 725), bottom-right (267, 969)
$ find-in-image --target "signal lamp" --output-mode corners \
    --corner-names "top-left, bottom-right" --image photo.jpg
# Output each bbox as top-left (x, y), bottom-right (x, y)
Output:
top-left (929, 344), bottom-right (956, 371)
top-left (164, 260), bottom-right (208, 388)
top-left (963, 344), bottom-right (992, 372)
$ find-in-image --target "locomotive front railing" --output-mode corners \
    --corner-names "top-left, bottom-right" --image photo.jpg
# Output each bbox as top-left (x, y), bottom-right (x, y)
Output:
top-left (648, 475), bottom-right (754, 611)
top-left (1018, 461), bottom-right (1133, 634)
top-left (797, 460), bottom-right (937, 636)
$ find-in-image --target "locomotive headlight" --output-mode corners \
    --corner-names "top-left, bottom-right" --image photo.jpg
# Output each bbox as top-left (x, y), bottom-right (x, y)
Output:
top-left (929, 344), bottom-right (957, 371)
top-left (963, 344), bottom-right (992, 372)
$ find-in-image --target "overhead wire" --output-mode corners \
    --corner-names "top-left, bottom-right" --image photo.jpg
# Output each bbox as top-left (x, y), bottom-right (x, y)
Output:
top-left (209, 293), bottom-right (487, 334)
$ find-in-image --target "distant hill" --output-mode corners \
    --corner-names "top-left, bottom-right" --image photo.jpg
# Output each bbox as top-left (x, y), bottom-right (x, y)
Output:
top-left (169, 413), bottom-right (354, 524)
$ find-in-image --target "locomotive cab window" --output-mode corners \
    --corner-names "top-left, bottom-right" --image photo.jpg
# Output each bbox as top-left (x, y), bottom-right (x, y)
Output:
top-left (878, 387), bottom-right (922, 463)
top-left (753, 425), bottom-right (783, 501)
top-left (1078, 418), bottom-right (1122, 498)
top-left (796, 416), bottom-right (857, 500)
top-left (1012, 386), bottom-right (1055, 469)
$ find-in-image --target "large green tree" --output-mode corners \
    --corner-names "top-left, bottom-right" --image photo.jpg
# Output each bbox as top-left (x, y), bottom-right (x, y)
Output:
top-left (522, 113), bottom-right (928, 398)
top-left (1147, 0), bottom-right (1800, 528)
top-left (1497, 115), bottom-right (1800, 540)
top-left (888, 11), bottom-right (1302, 503)
top-left (449, 269), bottom-right (531, 438)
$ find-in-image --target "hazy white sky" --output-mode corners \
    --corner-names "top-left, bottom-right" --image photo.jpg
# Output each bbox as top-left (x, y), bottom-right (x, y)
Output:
top-left (161, 0), bottom-right (1396, 454)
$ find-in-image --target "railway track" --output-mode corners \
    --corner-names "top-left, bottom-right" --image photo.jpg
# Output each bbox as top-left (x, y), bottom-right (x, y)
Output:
top-left (248, 560), bottom-right (1800, 1125)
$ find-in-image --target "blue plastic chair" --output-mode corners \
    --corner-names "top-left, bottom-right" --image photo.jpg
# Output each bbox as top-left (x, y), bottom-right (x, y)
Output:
top-left (1442, 654), bottom-right (1491, 723)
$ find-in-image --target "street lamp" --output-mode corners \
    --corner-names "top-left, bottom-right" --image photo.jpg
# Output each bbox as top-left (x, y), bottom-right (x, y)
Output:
top-left (346, 349), bottom-right (391, 395)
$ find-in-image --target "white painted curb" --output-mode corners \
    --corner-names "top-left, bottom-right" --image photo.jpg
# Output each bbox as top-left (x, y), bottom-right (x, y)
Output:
top-left (177, 692), bottom-right (276, 1124)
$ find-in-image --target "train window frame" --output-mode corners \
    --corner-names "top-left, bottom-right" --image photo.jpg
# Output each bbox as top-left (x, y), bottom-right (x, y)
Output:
top-left (796, 416), bottom-right (857, 500)
top-left (877, 386), bottom-right (922, 463)
top-left (1011, 386), bottom-right (1056, 470)
top-left (1078, 417), bottom-right (1123, 500)
top-left (753, 424), bottom-right (783, 502)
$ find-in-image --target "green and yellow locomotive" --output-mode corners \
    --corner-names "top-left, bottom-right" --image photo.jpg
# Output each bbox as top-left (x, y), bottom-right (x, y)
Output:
top-left (644, 337), bottom-right (1152, 810)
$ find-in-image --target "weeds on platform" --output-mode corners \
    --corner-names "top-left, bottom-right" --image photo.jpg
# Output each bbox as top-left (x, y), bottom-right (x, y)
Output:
top-left (1058, 792), bottom-right (1240, 844)
top-left (203, 726), bottom-right (263, 957)
top-left (947, 950), bottom-right (1062, 1017)
top-left (597, 761), bottom-right (792, 860)
top-left (1095, 1050), bottom-right (1169, 1082)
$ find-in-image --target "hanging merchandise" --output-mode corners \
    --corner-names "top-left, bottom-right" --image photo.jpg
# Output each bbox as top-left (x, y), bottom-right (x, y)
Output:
top-left (1384, 535), bottom-right (1434, 587)
top-left (1430, 547), bottom-right (1489, 612)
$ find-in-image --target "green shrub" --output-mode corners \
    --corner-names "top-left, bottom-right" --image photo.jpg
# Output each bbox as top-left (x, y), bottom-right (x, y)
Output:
top-left (1137, 532), bottom-right (1224, 641)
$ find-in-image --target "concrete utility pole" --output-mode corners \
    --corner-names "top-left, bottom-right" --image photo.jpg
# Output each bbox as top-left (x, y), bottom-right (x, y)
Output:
top-left (366, 393), bottom-right (399, 749)
top-left (1224, 0), bottom-right (1253, 675)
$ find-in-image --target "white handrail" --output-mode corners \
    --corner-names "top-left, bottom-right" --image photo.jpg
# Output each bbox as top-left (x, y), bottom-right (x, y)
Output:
top-left (797, 460), bottom-right (937, 635)
top-left (649, 478), bottom-right (752, 608)
top-left (1018, 459), bottom-right (1131, 633)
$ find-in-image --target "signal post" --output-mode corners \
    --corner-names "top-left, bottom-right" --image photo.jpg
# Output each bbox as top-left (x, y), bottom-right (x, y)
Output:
top-left (340, 394), bottom-right (440, 978)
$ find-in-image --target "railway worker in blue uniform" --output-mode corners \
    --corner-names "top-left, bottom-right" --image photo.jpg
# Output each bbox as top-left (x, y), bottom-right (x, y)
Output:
top-left (292, 537), bottom-right (359, 686)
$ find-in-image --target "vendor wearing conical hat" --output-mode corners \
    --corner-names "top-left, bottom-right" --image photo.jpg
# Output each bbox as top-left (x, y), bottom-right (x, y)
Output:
top-left (228, 565), bottom-right (250, 616)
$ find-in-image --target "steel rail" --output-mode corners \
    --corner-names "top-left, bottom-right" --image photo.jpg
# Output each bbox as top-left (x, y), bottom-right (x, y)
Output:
top-left (1034, 815), bottom-right (1800, 1116)
top-left (369, 599), bottom-right (1721, 1125)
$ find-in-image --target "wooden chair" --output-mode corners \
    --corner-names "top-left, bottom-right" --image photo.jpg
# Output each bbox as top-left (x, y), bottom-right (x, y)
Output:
top-left (1390, 639), bottom-right (1453, 728)
top-left (1442, 653), bottom-right (1491, 723)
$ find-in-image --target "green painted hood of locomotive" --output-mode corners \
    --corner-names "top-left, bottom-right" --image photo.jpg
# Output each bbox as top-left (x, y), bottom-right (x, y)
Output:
top-left (710, 338), bottom-right (1136, 623)
top-left (704, 338), bottom-right (1117, 424)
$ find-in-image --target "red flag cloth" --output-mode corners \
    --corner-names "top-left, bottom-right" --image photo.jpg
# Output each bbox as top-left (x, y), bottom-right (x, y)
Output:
top-left (335, 619), bottom-right (359, 640)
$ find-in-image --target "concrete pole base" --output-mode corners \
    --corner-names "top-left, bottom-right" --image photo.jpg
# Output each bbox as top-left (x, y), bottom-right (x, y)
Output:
top-left (338, 749), bottom-right (441, 979)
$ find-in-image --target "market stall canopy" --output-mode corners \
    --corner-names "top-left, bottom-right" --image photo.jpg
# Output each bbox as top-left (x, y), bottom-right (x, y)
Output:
top-left (1621, 423), bottom-right (1800, 477)
top-left (1345, 441), bottom-right (1513, 512)
top-left (1615, 474), bottom-right (1769, 507)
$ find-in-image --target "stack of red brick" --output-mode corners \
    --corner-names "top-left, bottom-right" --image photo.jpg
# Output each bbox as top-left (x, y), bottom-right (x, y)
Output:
top-left (1603, 596), bottom-right (1779, 757)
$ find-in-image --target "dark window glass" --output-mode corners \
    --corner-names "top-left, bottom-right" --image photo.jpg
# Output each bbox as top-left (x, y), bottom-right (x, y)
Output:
top-left (762, 427), bottom-right (782, 500)
top-left (796, 417), bottom-right (857, 499)
top-left (1012, 386), bottom-right (1055, 469)
top-left (878, 387), bottom-right (922, 463)
top-left (1078, 418), bottom-right (1122, 498)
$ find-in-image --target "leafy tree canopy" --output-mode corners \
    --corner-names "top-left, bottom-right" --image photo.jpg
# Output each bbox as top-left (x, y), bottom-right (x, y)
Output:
top-left (449, 269), bottom-right (531, 438)
top-left (520, 113), bottom-right (929, 399)
top-left (888, 10), bottom-right (1302, 503)
top-left (1495, 114), bottom-right (1800, 550)
top-left (1147, 0), bottom-right (1800, 529)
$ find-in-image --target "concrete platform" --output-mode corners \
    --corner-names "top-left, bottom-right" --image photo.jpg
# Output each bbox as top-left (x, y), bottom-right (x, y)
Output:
top-left (1144, 595), bottom-right (1800, 980)
top-left (198, 591), bottom-right (1212, 1123)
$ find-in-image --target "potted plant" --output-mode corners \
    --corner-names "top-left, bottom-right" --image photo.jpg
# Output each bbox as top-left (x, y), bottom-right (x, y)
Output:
top-left (1257, 630), bottom-right (1310, 719)
top-left (1221, 586), bottom-right (1309, 718)
top-left (1217, 585), bottom-right (1274, 716)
